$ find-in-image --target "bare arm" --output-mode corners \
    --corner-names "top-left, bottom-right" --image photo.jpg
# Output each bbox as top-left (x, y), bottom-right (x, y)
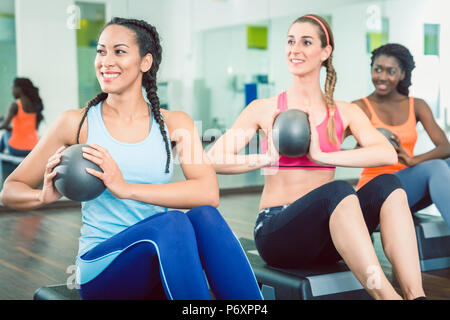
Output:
top-left (311, 102), bottom-right (397, 167)
top-left (207, 99), bottom-right (277, 174)
top-left (130, 111), bottom-right (219, 208)
top-left (0, 103), bottom-right (18, 130)
top-left (409, 99), bottom-right (450, 165)
top-left (0, 109), bottom-right (83, 210)
top-left (84, 111), bottom-right (219, 209)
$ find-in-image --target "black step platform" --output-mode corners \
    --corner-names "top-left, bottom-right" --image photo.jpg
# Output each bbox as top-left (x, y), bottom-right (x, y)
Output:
top-left (33, 284), bottom-right (81, 300)
top-left (239, 238), bottom-right (372, 300)
top-left (413, 212), bottom-right (450, 271)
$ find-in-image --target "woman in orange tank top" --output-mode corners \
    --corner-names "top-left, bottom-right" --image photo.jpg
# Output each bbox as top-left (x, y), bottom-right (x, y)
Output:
top-left (353, 43), bottom-right (450, 228)
top-left (0, 78), bottom-right (44, 157)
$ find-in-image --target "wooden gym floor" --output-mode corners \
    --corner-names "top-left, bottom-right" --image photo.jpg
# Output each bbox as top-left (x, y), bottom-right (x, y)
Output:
top-left (0, 191), bottom-right (449, 300)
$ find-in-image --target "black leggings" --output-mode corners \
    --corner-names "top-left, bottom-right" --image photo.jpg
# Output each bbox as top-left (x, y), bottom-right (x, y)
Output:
top-left (254, 174), bottom-right (403, 268)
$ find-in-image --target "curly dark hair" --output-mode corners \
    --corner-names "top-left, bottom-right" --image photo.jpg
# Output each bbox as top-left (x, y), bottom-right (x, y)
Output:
top-left (76, 17), bottom-right (171, 173)
top-left (13, 77), bottom-right (44, 129)
top-left (370, 43), bottom-right (416, 96)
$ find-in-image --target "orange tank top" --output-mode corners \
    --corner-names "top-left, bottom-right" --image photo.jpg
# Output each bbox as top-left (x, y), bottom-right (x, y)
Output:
top-left (356, 96), bottom-right (417, 190)
top-left (8, 100), bottom-right (39, 150)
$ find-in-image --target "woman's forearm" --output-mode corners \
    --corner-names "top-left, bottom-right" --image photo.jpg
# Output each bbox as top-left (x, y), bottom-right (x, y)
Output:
top-left (0, 181), bottom-right (43, 211)
top-left (317, 144), bottom-right (397, 168)
top-left (208, 153), bottom-right (271, 174)
top-left (125, 178), bottom-right (220, 209)
top-left (412, 143), bottom-right (450, 165)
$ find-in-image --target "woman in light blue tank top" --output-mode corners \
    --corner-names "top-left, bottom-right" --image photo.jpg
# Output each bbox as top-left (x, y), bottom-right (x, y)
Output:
top-left (0, 17), bottom-right (262, 300)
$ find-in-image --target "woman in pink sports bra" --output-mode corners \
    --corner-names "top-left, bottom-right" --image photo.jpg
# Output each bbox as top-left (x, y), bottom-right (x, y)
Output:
top-left (208, 14), bottom-right (426, 300)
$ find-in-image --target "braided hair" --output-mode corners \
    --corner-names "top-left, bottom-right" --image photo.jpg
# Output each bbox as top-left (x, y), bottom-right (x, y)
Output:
top-left (370, 43), bottom-right (415, 96)
top-left (291, 15), bottom-right (338, 145)
top-left (76, 17), bottom-right (171, 173)
top-left (13, 77), bottom-right (44, 129)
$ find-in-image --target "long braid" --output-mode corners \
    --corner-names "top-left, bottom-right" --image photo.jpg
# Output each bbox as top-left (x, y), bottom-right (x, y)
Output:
top-left (293, 15), bottom-right (338, 145)
top-left (324, 55), bottom-right (338, 145)
top-left (79, 18), bottom-right (172, 171)
top-left (144, 72), bottom-right (171, 173)
top-left (121, 19), bottom-right (171, 173)
top-left (103, 17), bottom-right (171, 173)
top-left (76, 92), bottom-right (107, 144)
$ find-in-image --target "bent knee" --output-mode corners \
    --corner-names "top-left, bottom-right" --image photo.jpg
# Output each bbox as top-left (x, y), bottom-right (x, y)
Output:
top-left (328, 180), bottom-right (356, 195)
top-left (188, 205), bottom-right (220, 216)
top-left (186, 205), bottom-right (222, 222)
top-left (325, 180), bottom-right (358, 216)
top-left (164, 210), bottom-right (192, 228)
top-left (328, 180), bottom-right (357, 201)
top-left (428, 159), bottom-right (450, 173)
top-left (370, 173), bottom-right (403, 193)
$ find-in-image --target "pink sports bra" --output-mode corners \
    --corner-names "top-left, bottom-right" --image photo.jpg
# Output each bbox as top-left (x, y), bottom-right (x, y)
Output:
top-left (261, 91), bottom-right (343, 170)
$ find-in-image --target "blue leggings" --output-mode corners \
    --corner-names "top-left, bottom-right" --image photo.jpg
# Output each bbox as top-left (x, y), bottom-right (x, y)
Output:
top-left (394, 158), bottom-right (450, 228)
top-left (77, 206), bottom-right (263, 300)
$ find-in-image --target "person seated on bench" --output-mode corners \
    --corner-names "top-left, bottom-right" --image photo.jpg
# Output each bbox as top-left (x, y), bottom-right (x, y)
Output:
top-left (353, 43), bottom-right (450, 228)
top-left (207, 14), bottom-right (426, 300)
top-left (0, 18), bottom-right (262, 300)
top-left (0, 77), bottom-right (44, 157)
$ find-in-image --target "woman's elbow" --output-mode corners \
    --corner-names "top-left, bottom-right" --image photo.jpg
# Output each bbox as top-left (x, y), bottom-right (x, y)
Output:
top-left (201, 190), bottom-right (219, 208)
top-left (209, 194), bottom-right (220, 208)
top-left (206, 150), bottom-right (220, 169)
top-left (208, 185), bottom-right (220, 208)
top-left (0, 182), bottom-right (13, 208)
top-left (0, 190), bottom-right (6, 207)
top-left (384, 146), bottom-right (398, 166)
top-left (200, 178), bottom-right (220, 208)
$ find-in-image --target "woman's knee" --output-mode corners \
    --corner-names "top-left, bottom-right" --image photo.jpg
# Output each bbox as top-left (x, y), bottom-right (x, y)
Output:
top-left (161, 210), bottom-right (194, 233)
top-left (368, 173), bottom-right (403, 195)
top-left (328, 180), bottom-right (357, 200)
top-left (327, 180), bottom-right (356, 196)
top-left (358, 174), bottom-right (408, 220)
top-left (186, 205), bottom-right (222, 223)
top-left (429, 159), bottom-right (450, 175)
top-left (324, 180), bottom-right (358, 216)
top-left (416, 159), bottom-right (448, 175)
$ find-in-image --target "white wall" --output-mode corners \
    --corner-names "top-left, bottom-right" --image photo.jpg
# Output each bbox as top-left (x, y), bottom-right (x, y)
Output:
top-left (192, 0), bottom-right (450, 123)
top-left (15, 0), bottom-right (79, 134)
top-left (12, 0), bottom-right (450, 139)
top-left (193, 0), bottom-right (378, 128)
top-left (116, 0), bottom-right (195, 115)
top-left (192, 0), bottom-right (375, 32)
top-left (385, 0), bottom-right (450, 127)
top-left (14, 0), bottom-right (175, 134)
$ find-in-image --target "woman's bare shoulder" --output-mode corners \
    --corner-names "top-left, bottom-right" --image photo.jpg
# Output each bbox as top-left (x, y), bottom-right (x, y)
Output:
top-left (50, 108), bottom-right (87, 145)
top-left (335, 100), bottom-right (360, 115)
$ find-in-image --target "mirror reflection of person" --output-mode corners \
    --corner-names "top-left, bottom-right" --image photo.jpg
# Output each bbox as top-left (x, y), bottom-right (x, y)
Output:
top-left (0, 77), bottom-right (44, 157)
top-left (353, 43), bottom-right (450, 228)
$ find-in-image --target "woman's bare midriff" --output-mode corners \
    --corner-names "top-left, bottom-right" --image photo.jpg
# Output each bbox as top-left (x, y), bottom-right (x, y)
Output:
top-left (259, 169), bottom-right (335, 210)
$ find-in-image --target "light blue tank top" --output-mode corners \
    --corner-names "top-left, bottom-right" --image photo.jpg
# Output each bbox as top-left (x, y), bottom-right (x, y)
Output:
top-left (77, 101), bottom-right (173, 258)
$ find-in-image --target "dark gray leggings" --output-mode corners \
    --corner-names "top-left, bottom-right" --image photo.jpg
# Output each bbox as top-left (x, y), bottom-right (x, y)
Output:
top-left (254, 174), bottom-right (403, 268)
top-left (394, 158), bottom-right (450, 228)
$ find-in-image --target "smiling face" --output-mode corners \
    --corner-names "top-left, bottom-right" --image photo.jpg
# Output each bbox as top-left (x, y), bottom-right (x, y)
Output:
top-left (285, 22), bottom-right (331, 76)
top-left (95, 24), bottom-right (152, 95)
top-left (371, 54), bottom-right (405, 96)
